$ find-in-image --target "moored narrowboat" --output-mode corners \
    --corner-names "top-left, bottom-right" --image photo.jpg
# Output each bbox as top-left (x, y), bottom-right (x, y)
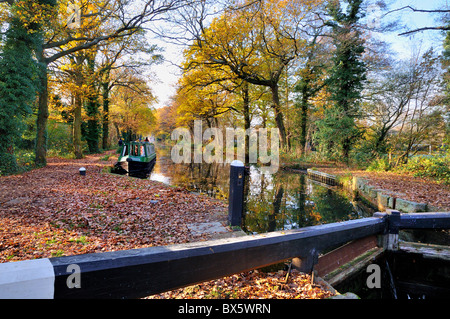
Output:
top-left (112, 141), bottom-right (156, 178)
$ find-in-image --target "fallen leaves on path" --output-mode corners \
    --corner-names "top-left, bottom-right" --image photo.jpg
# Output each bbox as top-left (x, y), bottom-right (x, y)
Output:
top-left (0, 151), bottom-right (228, 262)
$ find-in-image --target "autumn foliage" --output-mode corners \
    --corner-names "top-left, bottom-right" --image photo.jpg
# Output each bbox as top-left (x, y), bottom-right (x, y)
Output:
top-left (149, 269), bottom-right (335, 299)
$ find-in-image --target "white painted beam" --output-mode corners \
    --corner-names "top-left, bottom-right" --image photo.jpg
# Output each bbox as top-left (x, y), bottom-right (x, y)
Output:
top-left (0, 258), bottom-right (55, 299)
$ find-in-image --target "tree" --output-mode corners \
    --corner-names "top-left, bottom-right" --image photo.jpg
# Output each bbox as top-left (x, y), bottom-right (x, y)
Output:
top-left (293, 29), bottom-right (329, 155)
top-left (110, 73), bottom-right (157, 140)
top-left (363, 66), bottom-right (413, 156)
top-left (3, 0), bottom-right (187, 166)
top-left (178, 0), bottom-right (323, 149)
top-left (96, 33), bottom-right (162, 149)
top-left (386, 5), bottom-right (450, 36)
top-left (154, 103), bottom-right (178, 141)
top-left (389, 49), bottom-right (445, 165)
top-left (442, 20), bottom-right (450, 146)
top-left (0, 1), bottom-right (44, 174)
top-left (315, 0), bottom-right (367, 162)
top-left (54, 29), bottom-right (162, 157)
top-left (83, 50), bottom-right (101, 153)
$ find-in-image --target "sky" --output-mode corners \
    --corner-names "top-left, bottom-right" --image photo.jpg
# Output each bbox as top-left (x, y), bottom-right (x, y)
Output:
top-left (381, 0), bottom-right (448, 55)
top-left (148, 0), bottom-right (450, 110)
top-left (149, 40), bottom-right (184, 109)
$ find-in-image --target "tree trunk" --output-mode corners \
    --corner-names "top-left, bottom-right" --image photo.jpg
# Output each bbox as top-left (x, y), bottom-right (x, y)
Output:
top-left (73, 90), bottom-right (83, 159)
top-left (73, 54), bottom-right (84, 159)
top-left (342, 138), bottom-right (350, 164)
top-left (35, 58), bottom-right (49, 167)
top-left (270, 84), bottom-right (287, 149)
top-left (85, 54), bottom-right (100, 154)
top-left (102, 77), bottom-right (110, 150)
top-left (298, 81), bottom-right (309, 155)
top-left (268, 185), bottom-right (284, 232)
top-left (242, 81), bottom-right (250, 164)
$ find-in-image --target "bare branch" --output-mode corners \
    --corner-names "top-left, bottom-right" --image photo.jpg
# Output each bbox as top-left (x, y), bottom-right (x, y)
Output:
top-left (384, 5), bottom-right (450, 36)
top-left (398, 26), bottom-right (450, 36)
top-left (387, 5), bottom-right (450, 14)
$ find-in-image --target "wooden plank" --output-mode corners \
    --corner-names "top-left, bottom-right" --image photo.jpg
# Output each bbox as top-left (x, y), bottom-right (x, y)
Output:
top-left (49, 217), bottom-right (386, 298)
top-left (315, 235), bottom-right (379, 277)
top-left (307, 169), bottom-right (338, 186)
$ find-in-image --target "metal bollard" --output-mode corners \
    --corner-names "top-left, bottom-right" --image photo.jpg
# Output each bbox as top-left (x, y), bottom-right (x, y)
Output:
top-left (228, 160), bottom-right (245, 227)
top-left (79, 167), bottom-right (86, 176)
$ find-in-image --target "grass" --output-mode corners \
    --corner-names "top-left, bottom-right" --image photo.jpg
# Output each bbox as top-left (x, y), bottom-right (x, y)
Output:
top-left (69, 236), bottom-right (88, 245)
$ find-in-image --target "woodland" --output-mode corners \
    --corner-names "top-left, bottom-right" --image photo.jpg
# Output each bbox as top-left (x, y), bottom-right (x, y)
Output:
top-left (0, 0), bottom-right (448, 179)
top-left (0, 0), bottom-right (449, 299)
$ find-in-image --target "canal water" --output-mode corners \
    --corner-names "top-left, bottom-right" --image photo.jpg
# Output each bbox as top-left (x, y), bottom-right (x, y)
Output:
top-left (149, 145), bottom-right (373, 234)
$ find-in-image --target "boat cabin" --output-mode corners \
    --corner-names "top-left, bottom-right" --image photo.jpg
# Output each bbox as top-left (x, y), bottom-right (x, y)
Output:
top-left (120, 141), bottom-right (155, 159)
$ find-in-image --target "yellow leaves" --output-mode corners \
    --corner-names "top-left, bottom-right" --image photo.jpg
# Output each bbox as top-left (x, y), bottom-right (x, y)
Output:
top-left (0, 3), bottom-right (10, 26)
top-left (110, 75), bottom-right (157, 136)
top-left (11, 0), bottom-right (56, 31)
top-left (310, 89), bottom-right (332, 118)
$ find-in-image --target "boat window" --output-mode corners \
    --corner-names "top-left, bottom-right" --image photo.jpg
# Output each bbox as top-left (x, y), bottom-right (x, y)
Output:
top-left (122, 145), bottom-right (128, 156)
top-left (140, 145), bottom-right (145, 156)
top-left (132, 144), bottom-right (139, 156)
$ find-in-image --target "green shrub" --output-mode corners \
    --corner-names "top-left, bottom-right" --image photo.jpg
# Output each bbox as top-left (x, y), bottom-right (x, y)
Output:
top-left (15, 150), bottom-right (35, 168)
top-left (0, 153), bottom-right (19, 176)
top-left (396, 155), bottom-right (450, 184)
top-left (367, 157), bottom-right (391, 172)
top-left (47, 120), bottom-right (73, 157)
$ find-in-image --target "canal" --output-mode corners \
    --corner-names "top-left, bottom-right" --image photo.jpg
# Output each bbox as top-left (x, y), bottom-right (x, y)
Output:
top-left (147, 145), bottom-right (449, 299)
top-left (149, 145), bottom-right (374, 234)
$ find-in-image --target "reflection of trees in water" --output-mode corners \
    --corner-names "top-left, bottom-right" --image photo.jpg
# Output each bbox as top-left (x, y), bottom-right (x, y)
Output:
top-left (185, 162), bottom-right (229, 199)
top-left (151, 144), bottom-right (229, 199)
top-left (242, 171), bottom-right (368, 234)
top-left (243, 170), bottom-right (319, 234)
top-left (153, 145), bottom-right (370, 234)
top-left (156, 163), bottom-right (229, 200)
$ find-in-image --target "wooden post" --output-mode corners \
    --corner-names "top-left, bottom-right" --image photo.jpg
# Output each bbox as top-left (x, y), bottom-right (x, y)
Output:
top-left (292, 249), bottom-right (318, 274)
top-left (386, 210), bottom-right (400, 250)
top-left (228, 160), bottom-right (245, 227)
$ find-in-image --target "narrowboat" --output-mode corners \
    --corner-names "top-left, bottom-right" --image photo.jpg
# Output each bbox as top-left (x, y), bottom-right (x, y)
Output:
top-left (112, 141), bottom-right (156, 178)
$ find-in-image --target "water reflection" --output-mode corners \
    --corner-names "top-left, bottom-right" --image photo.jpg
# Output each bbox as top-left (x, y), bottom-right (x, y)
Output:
top-left (150, 145), bottom-right (371, 234)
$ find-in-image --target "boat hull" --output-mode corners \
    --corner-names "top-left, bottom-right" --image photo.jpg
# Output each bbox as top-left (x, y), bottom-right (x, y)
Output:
top-left (127, 157), bottom-right (156, 178)
top-left (113, 157), bottom-right (156, 178)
